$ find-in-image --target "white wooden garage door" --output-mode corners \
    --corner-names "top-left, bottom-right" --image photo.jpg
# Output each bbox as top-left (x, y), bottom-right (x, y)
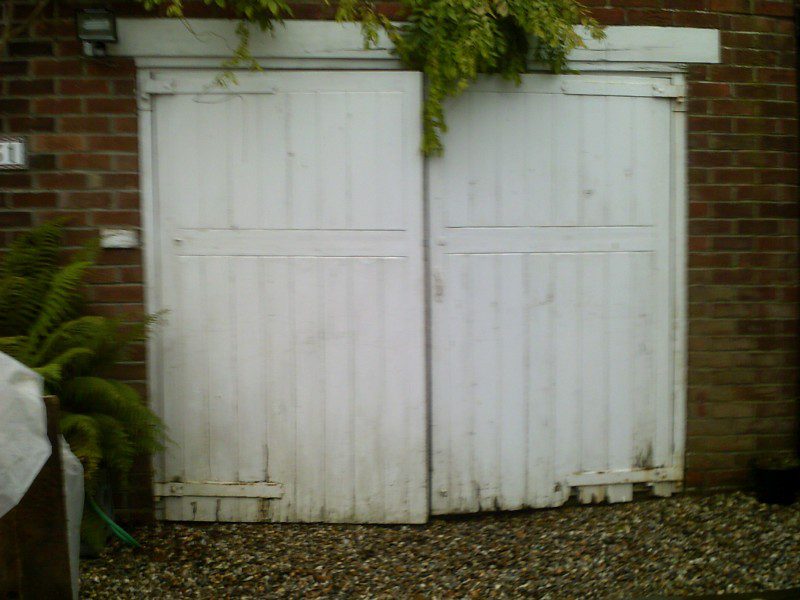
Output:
top-left (147, 71), bottom-right (427, 522)
top-left (429, 75), bottom-right (684, 513)
top-left (145, 70), bottom-right (684, 522)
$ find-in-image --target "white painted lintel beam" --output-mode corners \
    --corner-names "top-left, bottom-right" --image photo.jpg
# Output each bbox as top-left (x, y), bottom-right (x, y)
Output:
top-left (112, 19), bottom-right (720, 66)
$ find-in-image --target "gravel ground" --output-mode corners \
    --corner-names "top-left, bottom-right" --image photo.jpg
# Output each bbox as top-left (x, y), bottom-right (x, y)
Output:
top-left (81, 492), bottom-right (800, 599)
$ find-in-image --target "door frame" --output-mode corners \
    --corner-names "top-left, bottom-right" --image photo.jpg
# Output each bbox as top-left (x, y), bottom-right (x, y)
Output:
top-left (131, 20), bottom-right (719, 518)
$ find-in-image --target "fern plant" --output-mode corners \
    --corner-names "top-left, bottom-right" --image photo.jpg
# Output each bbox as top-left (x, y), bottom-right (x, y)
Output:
top-left (0, 220), bottom-right (164, 490)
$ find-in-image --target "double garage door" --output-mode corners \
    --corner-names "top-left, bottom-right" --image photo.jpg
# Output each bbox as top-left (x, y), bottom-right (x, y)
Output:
top-left (145, 70), bottom-right (684, 522)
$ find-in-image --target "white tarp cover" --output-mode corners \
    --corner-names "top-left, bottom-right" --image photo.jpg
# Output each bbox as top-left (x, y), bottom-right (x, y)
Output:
top-left (61, 435), bottom-right (84, 600)
top-left (0, 352), bottom-right (52, 518)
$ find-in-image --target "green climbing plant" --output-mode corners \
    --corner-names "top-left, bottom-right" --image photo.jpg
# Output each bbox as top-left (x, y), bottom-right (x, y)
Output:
top-left (135, 0), bottom-right (603, 154)
top-left (337, 0), bottom-right (604, 155)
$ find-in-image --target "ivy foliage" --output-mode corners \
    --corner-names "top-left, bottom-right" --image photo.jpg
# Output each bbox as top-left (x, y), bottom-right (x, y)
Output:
top-left (0, 220), bottom-right (164, 490)
top-left (137, 0), bottom-right (603, 155)
top-left (140, 0), bottom-right (293, 84)
top-left (337, 0), bottom-right (604, 154)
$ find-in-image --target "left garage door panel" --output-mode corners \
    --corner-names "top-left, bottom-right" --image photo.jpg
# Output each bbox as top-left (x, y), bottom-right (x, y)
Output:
top-left (148, 71), bottom-right (427, 523)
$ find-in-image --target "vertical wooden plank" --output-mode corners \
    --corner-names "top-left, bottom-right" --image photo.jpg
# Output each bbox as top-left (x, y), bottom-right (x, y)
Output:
top-left (580, 253), bottom-right (608, 473)
top-left (430, 255), bottom-right (461, 514)
top-left (230, 96), bottom-right (261, 229)
top-left (526, 255), bottom-right (558, 507)
top-left (632, 252), bottom-right (656, 469)
top-left (607, 253), bottom-right (635, 471)
top-left (605, 97), bottom-right (635, 226)
top-left (554, 96), bottom-right (580, 225)
top-left (376, 92), bottom-right (405, 230)
top-left (352, 259), bottom-right (385, 520)
top-left (264, 259), bottom-right (297, 522)
top-left (498, 254), bottom-right (526, 508)
top-left (440, 254), bottom-right (477, 513)
top-left (470, 255), bottom-right (500, 510)
top-left (287, 93), bottom-right (318, 229)
top-left (198, 100), bottom-right (230, 229)
top-left (262, 93), bottom-right (288, 229)
top-left (399, 72), bottom-right (427, 523)
top-left (205, 256), bottom-right (240, 521)
top-left (293, 258), bottom-right (326, 521)
top-left (180, 258), bottom-right (212, 520)
top-left (349, 93), bottom-right (379, 230)
top-left (233, 256), bottom-right (267, 482)
top-left (318, 93), bottom-right (348, 230)
top-left (554, 254), bottom-right (580, 491)
top-left (233, 256), bottom-right (267, 521)
top-left (159, 255), bottom-right (185, 520)
top-left (527, 94), bottom-right (554, 226)
top-left (468, 93), bottom-right (498, 226)
top-left (436, 96), bottom-right (471, 228)
top-left (670, 76), bottom-right (688, 475)
top-left (579, 97), bottom-right (608, 226)
top-left (381, 258), bottom-right (410, 521)
top-left (322, 259), bottom-right (355, 521)
top-left (497, 94), bottom-right (528, 226)
top-left (652, 102), bottom-right (675, 469)
top-left (155, 96), bottom-right (200, 230)
top-left (633, 98), bottom-right (655, 226)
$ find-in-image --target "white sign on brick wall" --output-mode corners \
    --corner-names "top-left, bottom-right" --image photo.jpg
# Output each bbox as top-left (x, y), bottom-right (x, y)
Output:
top-left (0, 136), bottom-right (28, 170)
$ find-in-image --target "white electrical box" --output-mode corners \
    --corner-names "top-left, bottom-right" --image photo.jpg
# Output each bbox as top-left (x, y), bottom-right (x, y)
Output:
top-left (100, 229), bottom-right (138, 249)
top-left (0, 136), bottom-right (27, 170)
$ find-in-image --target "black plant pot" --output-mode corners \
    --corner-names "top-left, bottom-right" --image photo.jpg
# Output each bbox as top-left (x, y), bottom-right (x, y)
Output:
top-left (753, 464), bottom-right (800, 505)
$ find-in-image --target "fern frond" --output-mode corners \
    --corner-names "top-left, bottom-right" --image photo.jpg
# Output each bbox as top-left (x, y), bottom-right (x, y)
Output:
top-left (35, 346), bottom-right (97, 389)
top-left (0, 335), bottom-right (25, 356)
top-left (0, 274), bottom-right (50, 336)
top-left (33, 363), bottom-right (63, 387)
top-left (105, 379), bottom-right (165, 454)
top-left (91, 312), bottom-right (164, 370)
top-left (23, 259), bottom-right (92, 355)
top-left (33, 316), bottom-right (111, 369)
top-left (91, 413), bottom-right (136, 481)
top-left (0, 219), bottom-right (65, 279)
top-left (60, 411), bottom-right (103, 482)
top-left (60, 376), bottom-right (165, 455)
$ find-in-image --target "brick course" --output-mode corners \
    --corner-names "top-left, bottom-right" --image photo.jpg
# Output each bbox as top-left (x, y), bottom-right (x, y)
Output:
top-left (1, 0), bottom-right (798, 518)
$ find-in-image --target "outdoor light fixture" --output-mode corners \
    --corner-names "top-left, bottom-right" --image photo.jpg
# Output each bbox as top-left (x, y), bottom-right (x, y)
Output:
top-left (76, 8), bottom-right (117, 57)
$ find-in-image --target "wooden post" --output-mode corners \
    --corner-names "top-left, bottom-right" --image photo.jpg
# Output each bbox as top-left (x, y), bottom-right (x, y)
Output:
top-left (0, 396), bottom-right (74, 599)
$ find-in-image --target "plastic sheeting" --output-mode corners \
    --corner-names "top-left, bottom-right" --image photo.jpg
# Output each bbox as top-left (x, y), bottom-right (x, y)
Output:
top-left (61, 436), bottom-right (84, 600)
top-left (0, 352), bottom-right (52, 519)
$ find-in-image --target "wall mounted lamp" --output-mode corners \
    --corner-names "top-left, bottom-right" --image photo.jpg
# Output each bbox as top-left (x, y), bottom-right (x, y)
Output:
top-left (76, 8), bottom-right (117, 57)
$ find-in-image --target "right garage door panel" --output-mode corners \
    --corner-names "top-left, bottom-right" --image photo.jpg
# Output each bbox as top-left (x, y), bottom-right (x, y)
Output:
top-left (429, 75), bottom-right (680, 514)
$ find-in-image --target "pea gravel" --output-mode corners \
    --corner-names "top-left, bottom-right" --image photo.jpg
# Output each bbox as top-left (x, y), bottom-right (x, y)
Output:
top-left (81, 492), bottom-right (800, 599)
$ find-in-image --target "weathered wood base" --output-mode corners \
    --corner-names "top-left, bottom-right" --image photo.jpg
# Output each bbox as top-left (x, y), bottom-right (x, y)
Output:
top-left (0, 396), bottom-right (74, 599)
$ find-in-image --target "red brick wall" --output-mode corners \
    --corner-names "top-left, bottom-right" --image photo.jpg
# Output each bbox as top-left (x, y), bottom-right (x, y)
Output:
top-left (1, 1), bottom-right (798, 515)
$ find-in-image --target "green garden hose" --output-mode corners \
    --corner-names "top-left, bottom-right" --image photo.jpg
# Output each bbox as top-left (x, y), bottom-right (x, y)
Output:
top-left (87, 496), bottom-right (141, 548)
